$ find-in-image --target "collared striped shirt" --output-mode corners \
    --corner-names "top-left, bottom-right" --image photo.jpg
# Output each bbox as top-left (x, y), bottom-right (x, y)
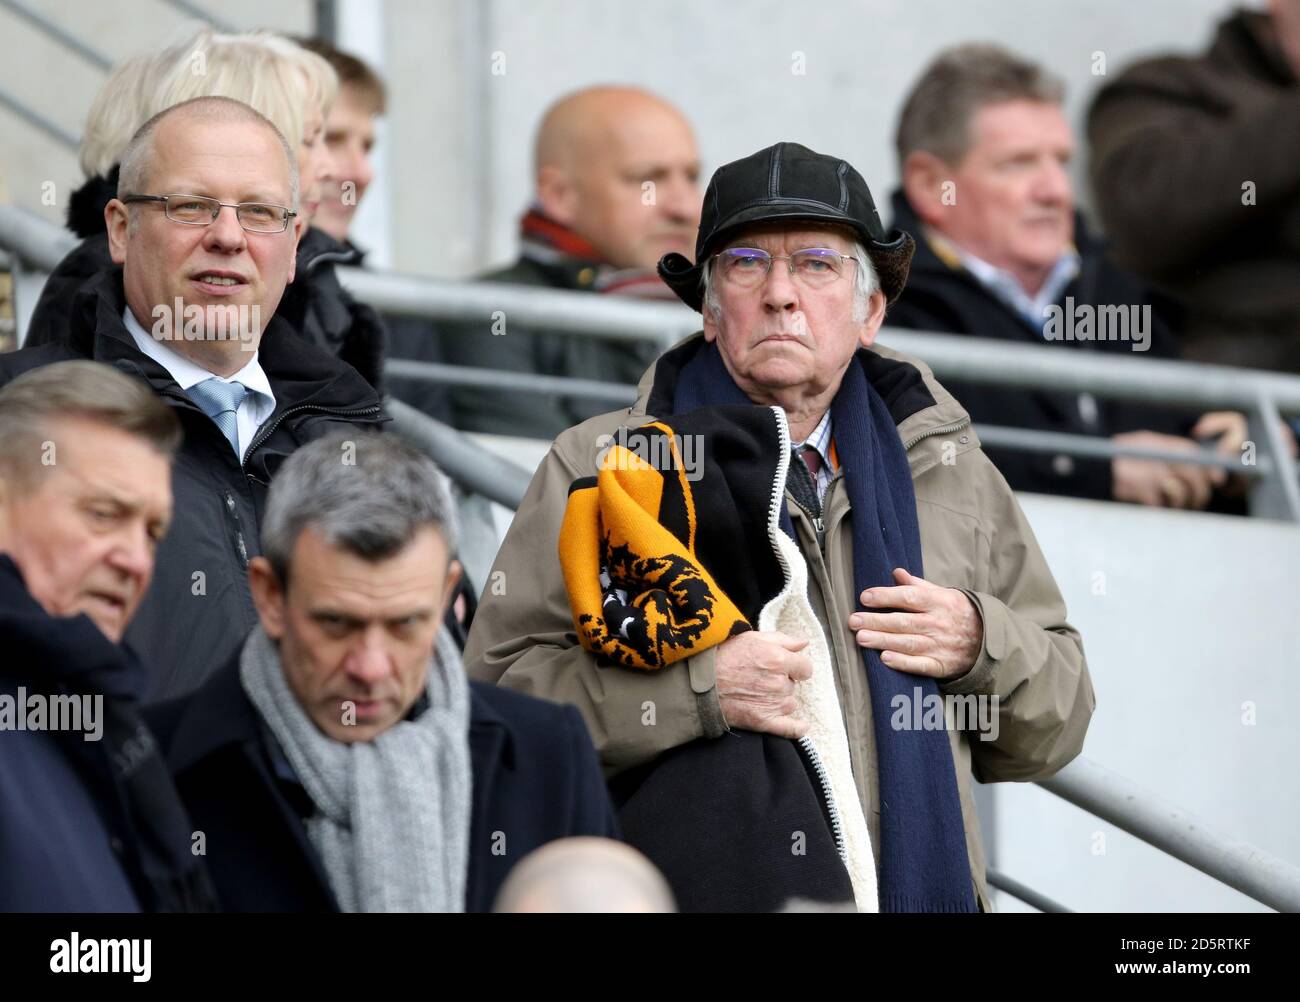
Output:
top-left (793, 409), bottom-right (835, 503)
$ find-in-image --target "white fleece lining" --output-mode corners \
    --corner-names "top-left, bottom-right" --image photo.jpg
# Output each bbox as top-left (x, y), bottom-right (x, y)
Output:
top-left (755, 407), bottom-right (879, 913)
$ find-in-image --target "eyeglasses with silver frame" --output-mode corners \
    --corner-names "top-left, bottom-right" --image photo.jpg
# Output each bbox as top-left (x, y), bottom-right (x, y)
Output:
top-left (121, 193), bottom-right (297, 234)
top-left (715, 246), bottom-right (861, 289)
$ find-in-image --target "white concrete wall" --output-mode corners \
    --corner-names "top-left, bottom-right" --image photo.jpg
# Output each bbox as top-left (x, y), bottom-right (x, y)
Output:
top-left (990, 493), bottom-right (1300, 912)
top-left (441, 0), bottom-right (1252, 276)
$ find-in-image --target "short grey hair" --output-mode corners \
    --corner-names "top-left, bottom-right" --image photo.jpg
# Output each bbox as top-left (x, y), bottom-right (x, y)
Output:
top-left (118, 96), bottom-right (300, 211)
top-left (700, 239), bottom-right (880, 324)
top-left (895, 43), bottom-right (1065, 166)
top-left (0, 361), bottom-right (180, 491)
top-left (261, 431), bottom-right (460, 584)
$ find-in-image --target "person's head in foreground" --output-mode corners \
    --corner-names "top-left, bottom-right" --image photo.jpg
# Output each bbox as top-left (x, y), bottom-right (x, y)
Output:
top-left (106, 97), bottom-right (302, 377)
top-left (657, 141), bottom-right (914, 440)
top-left (533, 85), bottom-right (703, 272)
top-left (896, 43), bottom-right (1073, 296)
top-left (248, 430), bottom-right (462, 743)
top-left (0, 361), bottom-right (180, 642)
top-left (492, 837), bottom-right (676, 913)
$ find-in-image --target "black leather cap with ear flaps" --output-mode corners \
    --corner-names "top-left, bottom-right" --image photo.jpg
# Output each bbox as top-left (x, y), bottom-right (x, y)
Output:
top-left (658, 142), bottom-right (915, 312)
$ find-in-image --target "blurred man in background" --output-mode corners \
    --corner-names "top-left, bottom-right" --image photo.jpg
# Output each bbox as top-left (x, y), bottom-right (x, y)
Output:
top-left (887, 44), bottom-right (1246, 509)
top-left (402, 85), bottom-right (702, 440)
top-left (299, 38), bottom-right (383, 248)
top-left (0, 362), bottom-right (213, 912)
top-left (1089, 0), bottom-right (1300, 375)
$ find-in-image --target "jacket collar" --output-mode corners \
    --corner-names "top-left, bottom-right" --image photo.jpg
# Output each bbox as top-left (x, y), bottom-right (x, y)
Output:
top-left (890, 187), bottom-right (1099, 281)
top-left (66, 170), bottom-right (117, 240)
top-left (165, 649), bottom-right (516, 777)
top-left (633, 328), bottom-right (972, 474)
top-left (0, 555), bottom-right (148, 699)
top-left (296, 225), bottom-right (365, 276)
top-left (68, 270), bottom-right (383, 418)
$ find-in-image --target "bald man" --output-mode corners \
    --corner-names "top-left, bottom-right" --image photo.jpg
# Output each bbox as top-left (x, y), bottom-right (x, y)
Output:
top-left (492, 838), bottom-right (676, 913)
top-left (390, 86), bottom-right (702, 439)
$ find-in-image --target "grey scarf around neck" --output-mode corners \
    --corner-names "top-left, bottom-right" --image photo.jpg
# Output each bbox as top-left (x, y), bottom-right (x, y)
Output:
top-left (239, 624), bottom-right (472, 913)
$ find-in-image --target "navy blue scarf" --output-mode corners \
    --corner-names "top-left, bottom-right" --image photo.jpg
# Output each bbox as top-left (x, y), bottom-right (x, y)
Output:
top-left (673, 341), bottom-right (977, 912)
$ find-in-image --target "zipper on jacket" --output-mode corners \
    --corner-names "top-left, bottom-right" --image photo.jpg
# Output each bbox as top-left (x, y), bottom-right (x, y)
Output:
top-left (798, 736), bottom-right (849, 864)
top-left (224, 490), bottom-right (249, 569)
top-left (787, 492), bottom-right (827, 552)
top-left (240, 402), bottom-right (383, 472)
top-left (763, 408), bottom-right (848, 867)
top-left (786, 446), bottom-right (829, 551)
top-left (903, 416), bottom-right (970, 452)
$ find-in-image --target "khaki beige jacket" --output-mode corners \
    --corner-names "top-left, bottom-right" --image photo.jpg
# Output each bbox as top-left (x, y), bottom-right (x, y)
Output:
top-left (465, 334), bottom-right (1096, 911)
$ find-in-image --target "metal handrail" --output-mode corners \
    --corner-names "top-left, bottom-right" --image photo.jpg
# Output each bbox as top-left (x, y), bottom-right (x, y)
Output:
top-left (3, 201), bottom-right (1297, 517)
top-left (986, 869), bottom-right (1071, 913)
top-left (0, 204), bottom-right (76, 270)
top-left (0, 82), bottom-right (80, 150)
top-left (339, 262), bottom-right (1300, 415)
top-left (339, 265), bottom-right (696, 346)
top-left (5, 202), bottom-right (1297, 419)
top-left (158, 0), bottom-right (237, 33)
top-left (1040, 757), bottom-right (1300, 912)
top-left (386, 398), bottom-right (531, 510)
top-left (387, 358), bottom-right (636, 405)
top-left (384, 358), bottom-right (1271, 477)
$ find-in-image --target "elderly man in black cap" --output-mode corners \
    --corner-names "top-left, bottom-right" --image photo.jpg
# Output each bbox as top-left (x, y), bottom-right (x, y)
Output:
top-left (466, 143), bottom-right (1094, 913)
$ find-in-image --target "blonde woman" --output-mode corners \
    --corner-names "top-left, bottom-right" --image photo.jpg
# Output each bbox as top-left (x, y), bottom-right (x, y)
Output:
top-left (28, 29), bottom-right (379, 387)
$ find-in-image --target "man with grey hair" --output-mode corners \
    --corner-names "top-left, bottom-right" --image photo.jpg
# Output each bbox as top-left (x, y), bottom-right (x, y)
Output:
top-left (468, 142), bottom-right (1093, 912)
top-left (147, 431), bottom-right (617, 912)
top-left (886, 43), bottom-right (1248, 509)
top-left (0, 361), bottom-right (215, 912)
top-left (0, 96), bottom-right (386, 699)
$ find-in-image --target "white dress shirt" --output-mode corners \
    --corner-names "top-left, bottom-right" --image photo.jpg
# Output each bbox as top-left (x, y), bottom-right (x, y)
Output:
top-left (927, 233), bottom-right (1100, 431)
top-left (123, 307), bottom-right (276, 461)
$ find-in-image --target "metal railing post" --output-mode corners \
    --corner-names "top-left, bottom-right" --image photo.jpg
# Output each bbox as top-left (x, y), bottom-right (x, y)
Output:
top-left (986, 869), bottom-right (1072, 913)
top-left (1038, 757), bottom-right (1300, 912)
top-left (385, 398), bottom-right (531, 510)
top-left (1246, 395), bottom-right (1300, 521)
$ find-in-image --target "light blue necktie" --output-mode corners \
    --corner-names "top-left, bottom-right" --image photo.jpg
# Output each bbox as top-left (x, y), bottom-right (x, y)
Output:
top-left (188, 377), bottom-right (248, 457)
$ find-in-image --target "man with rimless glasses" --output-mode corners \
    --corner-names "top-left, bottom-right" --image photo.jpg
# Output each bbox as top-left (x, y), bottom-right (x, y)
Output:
top-left (0, 97), bottom-right (386, 700)
top-left (468, 143), bottom-right (1092, 911)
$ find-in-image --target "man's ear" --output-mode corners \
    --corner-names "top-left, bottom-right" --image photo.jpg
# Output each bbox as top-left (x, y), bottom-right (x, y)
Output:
top-left (901, 150), bottom-right (953, 228)
top-left (0, 475), bottom-right (12, 554)
top-left (857, 290), bottom-right (888, 349)
top-left (105, 199), bottom-right (130, 265)
top-left (287, 224), bottom-right (300, 285)
top-left (701, 304), bottom-right (719, 343)
top-left (536, 164), bottom-right (579, 227)
top-left (248, 556), bottom-right (287, 640)
top-left (439, 558), bottom-right (464, 617)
